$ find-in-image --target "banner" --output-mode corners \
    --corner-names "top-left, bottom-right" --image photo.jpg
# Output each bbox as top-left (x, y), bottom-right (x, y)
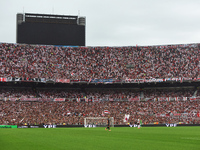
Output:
top-left (189, 97), bottom-right (200, 101)
top-left (5, 77), bottom-right (44, 83)
top-left (128, 97), bottom-right (140, 101)
top-left (13, 77), bottom-right (21, 81)
top-left (158, 97), bottom-right (170, 101)
top-left (91, 79), bottom-right (113, 83)
top-left (196, 97), bottom-right (200, 100)
top-left (1, 96), bottom-right (199, 102)
top-left (70, 79), bottom-right (88, 83)
top-left (145, 78), bottom-right (164, 83)
top-left (190, 97), bottom-right (196, 101)
top-left (174, 97), bottom-right (182, 101)
top-left (143, 97), bottom-right (155, 101)
top-left (65, 98), bottom-right (70, 102)
top-left (41, 78), bottom-right (46, 83)
top-left (173, 113), bottom-right (181, 116)
top-left (0, 78), bottom-right (6, 82)
top-left (40, 98), bottom-right (52, 102)
top-left (124, 77), bottom-right (195, 83)
top-left (87, 98), bottom-right (93, 102)
top-left (194, 78), bottom-right (200, 81)
top-left (54, 98), bottom-right (65, 102)
top-left (80, 98), bottom-right (86, 102)
top-left (183, 77), bottom-right (192, 81)
top-left (0, 77), bottom-right (200, 84)
top-left (6, 77), bottom-right (13, 82)
top-left (183, 97), bottom-right (187, 101)
top-left (0, 125), bottom-right (17, 128)
top-left (8, 97), bottom-right (19, 101)
top-left (22, 78), bottom-right (41, 82)
top-left (56, 79), bottom-right (70, 83)
top-left (109, 98), bottom-right (114, 101)
top-left (93, 98), bottom-right (100, 102)
top-left (20, 98), bottom-right (39, 101)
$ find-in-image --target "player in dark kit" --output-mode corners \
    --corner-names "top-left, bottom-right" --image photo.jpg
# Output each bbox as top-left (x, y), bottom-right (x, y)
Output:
top-left (105, 116), bottom-right (111, 131)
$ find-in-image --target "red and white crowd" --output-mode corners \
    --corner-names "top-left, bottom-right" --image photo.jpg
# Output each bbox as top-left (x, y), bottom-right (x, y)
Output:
top-left (0, 42), bottom-right (200, 126)
top-left (0, 88), bottom-right (200, 125)
top-left (0, 43), bottom-right (200, 80)
top-left (0, 100), bottom-right (200, 125)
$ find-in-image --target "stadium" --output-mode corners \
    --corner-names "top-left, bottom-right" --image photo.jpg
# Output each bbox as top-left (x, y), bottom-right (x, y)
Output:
top-left (1, 10), bottom-right (200, 150)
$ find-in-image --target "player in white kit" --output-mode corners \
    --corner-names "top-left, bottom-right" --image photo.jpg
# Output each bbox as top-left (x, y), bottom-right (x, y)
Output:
top-left (137, 119), bottom-right (140, 129)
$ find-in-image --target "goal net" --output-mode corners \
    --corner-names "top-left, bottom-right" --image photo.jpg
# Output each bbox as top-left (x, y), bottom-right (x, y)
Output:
top-left (84, 117), bottom-right (114, 127)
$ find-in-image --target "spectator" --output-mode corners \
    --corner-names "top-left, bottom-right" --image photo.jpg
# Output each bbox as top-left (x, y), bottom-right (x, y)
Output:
top-left (0, 43), bottom-right (199, 80)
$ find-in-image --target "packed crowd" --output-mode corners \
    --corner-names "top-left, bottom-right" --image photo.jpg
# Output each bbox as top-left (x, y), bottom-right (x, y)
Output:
top-left (196, 88), bottom-right (200, 97)
top-left (0, 88), bottom-right (36, 99)
top-left (143, 88), bottom-right (194, 98)
top-left (1, 101), bottom-right (200, 125)
top-left (0, 43), bottom-right (200, 80)
top-left (0, 42), bottom-right (200, 126)
top-left (37, 89), bottom-right (84, 99)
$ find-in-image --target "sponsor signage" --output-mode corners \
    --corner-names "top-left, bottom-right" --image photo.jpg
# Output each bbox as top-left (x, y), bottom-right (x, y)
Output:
top-left (43, 125), bottom-right (57, 128)
top-left (84, 124), bottom-right (96, 128)
top-left (129, 124), bottom-right (140, 127)
top-left (18, 126), bottom-right (28, 128)
top-left (30, 126), bottom-right (39, 128)
top-left (166, 124), bottom-right (177, 127)
top-left (0, 125), bottom-right (17, 128)
top-left (129, 123), bottom-right (178, 127)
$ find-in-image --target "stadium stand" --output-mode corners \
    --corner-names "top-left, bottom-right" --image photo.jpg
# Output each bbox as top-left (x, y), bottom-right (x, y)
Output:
top-left (0, 42), bottom-right (200, 126)
top-left (1, 100), bottom-right (200, 125)
top-left (0, 43), bottom-right (200, 80)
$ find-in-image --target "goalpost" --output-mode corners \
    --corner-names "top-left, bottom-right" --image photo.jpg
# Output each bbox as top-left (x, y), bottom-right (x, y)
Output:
top-left (84, 117), bottom-right (114, 127)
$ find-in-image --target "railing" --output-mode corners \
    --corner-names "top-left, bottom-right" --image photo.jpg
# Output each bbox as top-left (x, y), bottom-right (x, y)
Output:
top-left (1, 96), bottom-right (200, 102)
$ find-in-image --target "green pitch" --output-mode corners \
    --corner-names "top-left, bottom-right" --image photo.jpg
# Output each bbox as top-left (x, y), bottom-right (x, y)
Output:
top-left (1, 127), bottom-right (200, 150)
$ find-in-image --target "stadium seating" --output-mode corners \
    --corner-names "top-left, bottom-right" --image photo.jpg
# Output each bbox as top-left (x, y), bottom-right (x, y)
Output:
top-left (0, 43), bottom-right (200, 80)
top-left (0, 88), bottom-right (200, 125)
top-left (1, 100), bottom-right (200, 125)
top-left (0, 42), bottom-right (200, 126)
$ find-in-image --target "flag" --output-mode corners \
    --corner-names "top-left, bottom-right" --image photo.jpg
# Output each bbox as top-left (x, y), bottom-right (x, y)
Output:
top-left (104, 110), bottom-right (110, 114)
top-left (124, 114), bottom-right (130, 122)
top-left (101, 111), bottom-right (105, 116)
top-left (183, 97), bottom-right (187, 101)
top-left (85, 97), bottom-right (88, 102)
top-left (67, 111), bottom-right (71, 115)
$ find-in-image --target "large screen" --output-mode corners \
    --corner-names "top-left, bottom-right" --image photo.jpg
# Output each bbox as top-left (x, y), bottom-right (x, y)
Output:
top-left (17, 21), bottom-right (85, 46)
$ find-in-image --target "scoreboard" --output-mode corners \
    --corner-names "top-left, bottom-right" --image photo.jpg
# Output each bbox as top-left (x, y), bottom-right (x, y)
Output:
top-left (16, 13), bottom-right (85, 46)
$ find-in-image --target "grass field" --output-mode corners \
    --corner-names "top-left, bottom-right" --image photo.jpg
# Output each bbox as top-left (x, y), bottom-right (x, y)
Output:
top-left (1, 127), bottom-right (200, 150)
